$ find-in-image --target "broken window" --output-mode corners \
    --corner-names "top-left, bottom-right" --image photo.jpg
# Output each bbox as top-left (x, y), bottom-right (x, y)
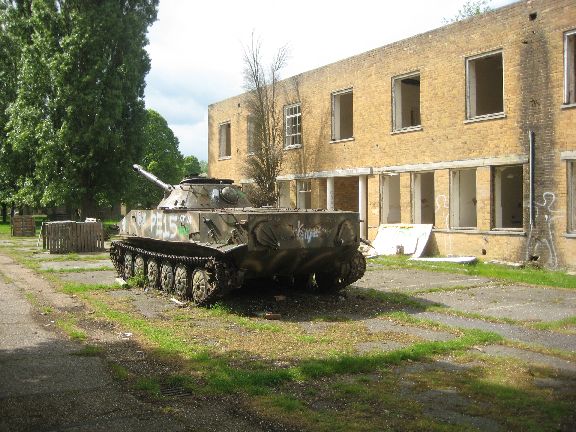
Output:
top-left (277, 181), bottom-right (291, 208)
top-left (296, 180), bottom-right (311, 209)
top-left (392, 73), bottom-right (421, 130)
top-left (412, 172), bottom-right (435, 225)
top-left (569, 161), bottom-right (576, 233)
top-left (380, 175), bottom-right (401, 224)
top-left (493, 165), bottom-right (523, 229)
top-left (218, 122), bottom-right (231, 158)
top-left (450, 169), bottom-right (477, 228)
top-left (284, 103), bottom-right (302, 148)
top-left (466, 51), bottom-right (503, 118)
top-left (331, 89), bottom-right (353, 141)
top-left (564, 30), bottom-right (576, 105)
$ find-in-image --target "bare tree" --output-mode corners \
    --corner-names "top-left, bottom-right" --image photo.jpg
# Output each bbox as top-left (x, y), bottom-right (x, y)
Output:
top-left (242, 35), bottom-right (288, 206)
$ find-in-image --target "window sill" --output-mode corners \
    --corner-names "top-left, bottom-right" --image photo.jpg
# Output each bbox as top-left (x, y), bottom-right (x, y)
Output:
top-left (218, 156), bottom-right (231, 161)
top-left (565, 233), bottom-right (576, 239)
top-left (284, 144), bottom-right (302, 151)
top-left (464, 112), bottom-right (506, 124)
top-left (391, 125), bottom-right (422, 135)
top-left (330, 137), bottom-right (355, 144)
top-left (561, 102), bottom-right (576, 110)
top-left (433, 228), bottom-right (526, 236)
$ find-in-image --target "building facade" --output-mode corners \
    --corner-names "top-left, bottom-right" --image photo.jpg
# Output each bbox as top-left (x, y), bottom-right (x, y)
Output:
top-left (208, 0), bottom-right (576, 269)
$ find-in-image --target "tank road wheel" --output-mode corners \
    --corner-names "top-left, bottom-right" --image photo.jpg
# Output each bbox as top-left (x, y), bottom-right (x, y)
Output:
top-left (174, 264), bottom-right (190, 299)
top-left (123, 253), bottom-right (134, 280)
top-left (146, 259), bottom-right (160, 290)
top-left (347, 250), bottom-right (366, 285)
top-left (191, 269), bottom-right (215, 306)
top-left (160, 262), bottom-right (174, 292)
top-left (134, 255), bottom-right (146, 277)
top-left (314, 272), bottom-right (347, 293)
top-left (293, 274), bottom-right (313, 290)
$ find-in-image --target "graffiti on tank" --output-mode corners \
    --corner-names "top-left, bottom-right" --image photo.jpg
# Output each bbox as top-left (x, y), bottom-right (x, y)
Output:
top-left (293, 220), bottom-right (328, 243)
top-left (526, 192), bottom-right (561, 268)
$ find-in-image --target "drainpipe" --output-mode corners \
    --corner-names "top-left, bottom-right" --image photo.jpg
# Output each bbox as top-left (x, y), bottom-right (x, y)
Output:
top-left (528, 130), bottom-right (535, 228)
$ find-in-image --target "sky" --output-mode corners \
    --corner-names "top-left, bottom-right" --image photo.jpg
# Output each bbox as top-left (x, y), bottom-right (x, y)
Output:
top-left (144, 0), bottom-right (516, 162)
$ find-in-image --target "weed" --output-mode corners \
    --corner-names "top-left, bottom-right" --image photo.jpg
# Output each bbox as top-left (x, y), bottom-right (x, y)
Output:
top-left (56, 318), bottom-right (87, 341)
top-left (61, 282), bottom-right (117, 294)
top-left (72, 345), bottom-right (102, 356)
top-left (109, 362), bottom-right (130, 380)
top-left (136, 377), bottom-right (162, 396)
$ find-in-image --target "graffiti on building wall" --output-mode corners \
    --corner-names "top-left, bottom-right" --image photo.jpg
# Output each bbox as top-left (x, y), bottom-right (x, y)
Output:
top-left (525, 192), bottom-right (560, 268)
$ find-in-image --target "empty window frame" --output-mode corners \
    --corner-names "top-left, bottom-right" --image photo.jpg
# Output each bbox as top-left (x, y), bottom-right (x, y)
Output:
top-left (493, 165), bottom-right (523, 229)
top-left (277, 181), bottom-right (291, 208)
top-left (284, 103), bottom-right (302, 148)
top-left (412, 172), bottom-right (435, 225)
top-left (466, 51), bottom-right (504, 118)
top-left (296, 180), bottom-right (312, 209)
top-left (564, 30), bottom-right (576, 105)
top-left (218, 122), bottom-right (231, 158)
top-left (569, 161), bottom-right (576, 233)
top-left (331, 89), bottom-right (353, 141)
top-left (380, 175), bottom-right (401, 224)
top-left (450, 169), bottom-right (477, 228)
top-left (392, 73), bottom-right (421, 130)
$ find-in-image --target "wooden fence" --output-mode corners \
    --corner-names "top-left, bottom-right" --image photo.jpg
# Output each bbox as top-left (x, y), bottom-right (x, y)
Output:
top-left (42, 221), bottom-right (104, 253)
top-left (11, 215), bottom-right (36, 237)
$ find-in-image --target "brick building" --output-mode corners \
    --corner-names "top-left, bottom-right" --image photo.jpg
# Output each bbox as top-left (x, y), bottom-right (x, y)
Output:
top-left (208, 0), bottom-right (576, 269)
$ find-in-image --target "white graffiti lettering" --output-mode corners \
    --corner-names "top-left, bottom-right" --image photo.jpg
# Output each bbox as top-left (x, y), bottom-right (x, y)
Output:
top-left (293, 221), bottom-right (327, 243)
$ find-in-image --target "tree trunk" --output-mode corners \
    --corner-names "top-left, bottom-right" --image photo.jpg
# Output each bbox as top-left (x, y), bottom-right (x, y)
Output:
top-left (1, 204), bottom-right (6, 223)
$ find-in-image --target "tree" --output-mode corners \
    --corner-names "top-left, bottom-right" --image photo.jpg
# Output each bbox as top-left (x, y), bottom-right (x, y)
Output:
top-left (127, 109), bottom-right (183, 209)
top-left (181, 155), bottom-right (202, 176)
top-left (242, 35), bottom-right (288, 207)
top-left (4, 0), bottom-right (158, 218)
top-left (443, 0), bottom-right (492, 24)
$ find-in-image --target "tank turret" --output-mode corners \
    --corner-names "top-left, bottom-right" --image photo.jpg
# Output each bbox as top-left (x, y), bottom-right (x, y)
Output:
top-left (110, 165), bottom-right (366, 305)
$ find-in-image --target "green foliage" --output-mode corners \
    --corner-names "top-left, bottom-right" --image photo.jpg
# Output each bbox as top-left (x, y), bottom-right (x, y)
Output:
top-left (181, 155), bottom-right (201, 176)
top-left (126, 109), bottom-right (184, 208)
top-left (443, 0), bottom-right (492, 24)
top-left (1, 0), bottom-right (158, 216)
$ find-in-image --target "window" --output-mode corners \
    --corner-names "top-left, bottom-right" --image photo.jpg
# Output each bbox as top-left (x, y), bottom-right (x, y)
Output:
top-left (450, 169), bottom-right (477, 228)
top-left (564, 30), bottom-right (576, 105)
top-left (493, 165), bottom-right (523, 229)
top-left (380, 175), bottom-right (401, 224)
top-left (569, 161), bottom-right (576, 232)
top-left (413, 172), bottom-right (435, 225)
top-left (392, 73), bottom-right (421, 131)
top-left (466, 51), bottom-right (504, 118)
top-left (284, 104), bottom-right (302, 148)
top-left (297, 180), bottom-right (311, 209)
top-left (278, 181), bottom-right (291, 208)
top-left (218, 122), bottom-right (231, 158)
top-left (331, 89), bottom-right (353, 141)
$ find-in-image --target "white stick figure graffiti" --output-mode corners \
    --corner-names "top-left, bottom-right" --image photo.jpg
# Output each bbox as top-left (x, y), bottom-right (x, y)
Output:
top-left (525, 191), bottom-right (561, 268)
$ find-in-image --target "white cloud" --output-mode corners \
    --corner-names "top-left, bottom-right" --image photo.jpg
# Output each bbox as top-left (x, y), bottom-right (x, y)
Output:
top-left (145, 0), bottom-right (517, 158)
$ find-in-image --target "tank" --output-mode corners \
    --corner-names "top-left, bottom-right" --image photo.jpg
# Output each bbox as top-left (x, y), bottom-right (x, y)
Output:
top-left (110, 164), bottom-right (366, 305)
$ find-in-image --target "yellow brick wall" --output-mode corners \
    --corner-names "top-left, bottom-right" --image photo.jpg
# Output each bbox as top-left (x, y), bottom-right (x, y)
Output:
top-left (208, 0), bottom-right (576, 269)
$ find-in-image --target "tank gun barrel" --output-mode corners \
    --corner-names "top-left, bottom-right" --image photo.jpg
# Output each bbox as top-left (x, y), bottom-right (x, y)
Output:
top-left (132, 164), bottom-right (174, 192)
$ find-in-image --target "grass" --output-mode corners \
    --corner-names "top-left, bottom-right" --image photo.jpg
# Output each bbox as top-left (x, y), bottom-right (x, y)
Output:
top-left (61, 282), bottom-right (118, 294)
top-left (56, 317), bottom-right (87, 341)
top-left (371, 255), bottom-right (576, 289)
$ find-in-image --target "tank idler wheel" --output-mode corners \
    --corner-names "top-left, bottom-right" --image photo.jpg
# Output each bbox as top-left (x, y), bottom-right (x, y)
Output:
top-left (134, 255), bottom-right (146, 278)
top-left (348, 250), bottom-right (366, 284)
top-left (123, 252), bottom-right (134, 280)
top-left (174, 264), bottom-right (190, 299)
top-left (191, 268), bottom-right (215, 306)
top-left (146, 259), bottom-right (160, 289)
top-left (160, 262), bottom-right (174, 292)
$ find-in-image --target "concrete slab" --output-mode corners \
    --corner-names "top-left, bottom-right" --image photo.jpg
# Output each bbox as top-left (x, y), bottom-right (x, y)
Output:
top-left (417, 285), bottom-right (576, 322)
top-left (57, 270), bottom-right (118, 286)
top-left (39, 260), bottom-right (112, 271)
top-left (353, 268), bottom-right (489, 293)
top-left (364, 318), bottom-right (456, 341)
top-left (478, 345), bottom-right (576, 373)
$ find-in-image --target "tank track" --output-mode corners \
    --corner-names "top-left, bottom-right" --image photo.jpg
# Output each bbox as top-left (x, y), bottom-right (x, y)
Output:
top-left (110, 241), bottom-right (242, 305)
